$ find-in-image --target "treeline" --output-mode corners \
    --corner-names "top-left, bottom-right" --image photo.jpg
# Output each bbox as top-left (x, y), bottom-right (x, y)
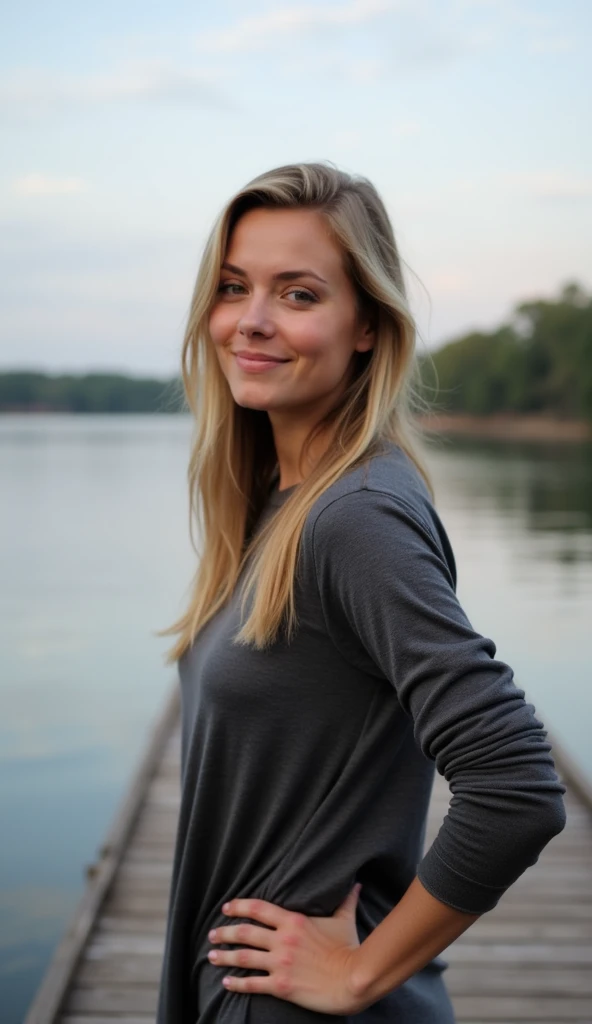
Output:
top-left (419, 281), bottom-right (592, 421)
top-left (2, 281), bottom-right (591, 419)
top-left (0, 371), bottom-right (184, 414)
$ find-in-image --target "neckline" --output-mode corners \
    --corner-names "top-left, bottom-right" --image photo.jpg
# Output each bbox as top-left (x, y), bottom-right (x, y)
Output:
top-left (267, 477), bottom-right (300, 507)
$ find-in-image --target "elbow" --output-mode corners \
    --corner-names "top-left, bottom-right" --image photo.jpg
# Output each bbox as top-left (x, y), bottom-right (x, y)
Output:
top-left (543, 790), bottom-right (567, 840)
top-left (490, 790), bottom-right (568, 890)
top-left (523, 790), bottom-right (567, 861)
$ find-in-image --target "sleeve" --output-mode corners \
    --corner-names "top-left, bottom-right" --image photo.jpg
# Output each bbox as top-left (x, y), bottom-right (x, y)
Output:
top-left (311, 488), bottom-right (567, 915)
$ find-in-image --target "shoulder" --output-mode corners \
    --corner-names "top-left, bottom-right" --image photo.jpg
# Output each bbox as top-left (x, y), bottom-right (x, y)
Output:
top-left (304, 443), bottom-right (457, 586)
top-left (305, 442), bottom-right (441, 544)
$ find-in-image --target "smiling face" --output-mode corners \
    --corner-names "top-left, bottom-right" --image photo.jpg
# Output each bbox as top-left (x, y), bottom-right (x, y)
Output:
top-left (208, 207), bottom-right (375, 430)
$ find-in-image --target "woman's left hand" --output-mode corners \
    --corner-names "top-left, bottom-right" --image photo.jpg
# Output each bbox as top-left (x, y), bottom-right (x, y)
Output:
top-left (207, 883), bottom-right (366, 1015)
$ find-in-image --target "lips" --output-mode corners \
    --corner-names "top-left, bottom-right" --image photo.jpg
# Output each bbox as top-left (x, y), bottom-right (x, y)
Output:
top-left (234, 353), bottom-right (288, 362)
top-left (234, 352), bottom-right (289, 374)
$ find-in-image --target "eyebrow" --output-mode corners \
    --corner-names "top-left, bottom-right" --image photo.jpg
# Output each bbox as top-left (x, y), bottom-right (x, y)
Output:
top-left (221, 261), bottom-right (328, 285)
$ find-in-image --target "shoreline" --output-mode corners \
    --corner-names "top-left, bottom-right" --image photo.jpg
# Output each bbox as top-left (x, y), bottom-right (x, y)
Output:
top-left (416, 412), bottom-right (592, 442)
top-left (1, 408), bottom-right (591, 443)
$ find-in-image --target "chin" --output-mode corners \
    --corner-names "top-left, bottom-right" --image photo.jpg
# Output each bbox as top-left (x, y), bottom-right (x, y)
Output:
top-left (237, 400), bottom-right (271, 411)
top-left (231, 391), bottom-right (273, 411)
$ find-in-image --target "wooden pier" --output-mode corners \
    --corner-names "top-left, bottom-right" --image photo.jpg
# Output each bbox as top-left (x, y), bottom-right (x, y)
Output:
top-left (25, 684), bottom-right (592, 1024)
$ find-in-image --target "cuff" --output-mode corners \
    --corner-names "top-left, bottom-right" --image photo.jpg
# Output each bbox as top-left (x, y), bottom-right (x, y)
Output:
top-left (417, 843), bottom-right (507, 915)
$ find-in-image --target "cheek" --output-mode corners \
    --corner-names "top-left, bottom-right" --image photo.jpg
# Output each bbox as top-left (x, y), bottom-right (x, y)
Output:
top-left (208, 307), bottom-right (231, 347)
top-left (289, 312), bottom-right (342, 360)
top-left (292, 318), bottom-right (354, 377)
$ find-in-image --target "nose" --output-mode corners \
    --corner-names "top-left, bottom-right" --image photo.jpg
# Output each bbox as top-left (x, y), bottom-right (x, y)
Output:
top-left (237, 296), bottom-right (275, 338)
top-left (238, 317), bottom-right (274, 338)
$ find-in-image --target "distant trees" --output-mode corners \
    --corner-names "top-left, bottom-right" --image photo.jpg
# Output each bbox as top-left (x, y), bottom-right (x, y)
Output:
top-left (2, 281), bottom-right (591, 420)
top-left (418, 281), bottom-right (592, 422)
top-left (0, 371), bottom-right (184, 413)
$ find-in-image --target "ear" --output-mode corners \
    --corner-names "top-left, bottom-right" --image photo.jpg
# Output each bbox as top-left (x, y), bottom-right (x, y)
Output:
top-left (355, 318), bottom-right (376, 354)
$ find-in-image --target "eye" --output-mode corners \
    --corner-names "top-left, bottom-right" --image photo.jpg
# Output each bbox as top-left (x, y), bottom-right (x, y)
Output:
top-left (218, 282), bottom-right (245, 295)
top-left (216, 282), bottom-right (318, 304)
top-left (287, 288), bottom-right (318, 304)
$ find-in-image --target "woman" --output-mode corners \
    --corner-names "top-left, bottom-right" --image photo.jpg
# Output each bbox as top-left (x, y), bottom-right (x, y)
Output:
top-left (156, 161), bottom-right (566, 1023)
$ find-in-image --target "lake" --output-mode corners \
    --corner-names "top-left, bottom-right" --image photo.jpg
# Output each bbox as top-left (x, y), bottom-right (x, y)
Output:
top-left (1, 415), bottom-right (591, 1023)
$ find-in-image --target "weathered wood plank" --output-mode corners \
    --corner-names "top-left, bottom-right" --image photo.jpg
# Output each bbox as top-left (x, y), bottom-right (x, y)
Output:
top-left (100, 893), bottom-right (171, 916)
top-left (445, 943), bottom-right (592, 964)
top-left (124, 840), bottom-right (177, 860)
top-left (62, 1018), bottom-right (153, 1024)
top-left (466, 904), bottom-right (592, 931)
top-left (452, 996), bottom-right (592, 1019)
top-left (446, 968), bottom-right (592, 996)
top-left (75, 955), bottom-right (165, 987)
top-left (63, 987), bottom-right (159, 1015)
top-left (451, 920), bottom-right (592, 941)
top-left (86, 936), bottom-right (165, 957)
top-left (95, 921), bottom-right (165, 937)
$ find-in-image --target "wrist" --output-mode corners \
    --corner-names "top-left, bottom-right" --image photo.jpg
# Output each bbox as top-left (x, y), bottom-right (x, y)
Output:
top-left (346, 944), bottom-right (385, 1010)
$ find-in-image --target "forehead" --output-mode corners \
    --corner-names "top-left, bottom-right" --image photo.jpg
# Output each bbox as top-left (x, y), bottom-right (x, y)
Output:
top-left (225, 207), bottom-right (346, 279)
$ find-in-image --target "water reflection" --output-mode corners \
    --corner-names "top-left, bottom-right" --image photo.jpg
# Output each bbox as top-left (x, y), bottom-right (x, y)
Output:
top-left (425, 435), bottom-right (592, 561)
top-left (422, 432), bottom-right (592, 799)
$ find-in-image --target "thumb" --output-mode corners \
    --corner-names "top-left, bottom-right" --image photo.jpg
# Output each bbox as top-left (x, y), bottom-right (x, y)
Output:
top-left (335, 882), bottom-right (362, 918)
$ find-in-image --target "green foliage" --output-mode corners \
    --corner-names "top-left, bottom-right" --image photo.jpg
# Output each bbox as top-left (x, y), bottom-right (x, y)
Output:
top-left (0, 371), bottom-right (186, 414)
top-left (3, 280), bottom-right (591, 420)
top-left (419, 280), bottom-right (592, 421)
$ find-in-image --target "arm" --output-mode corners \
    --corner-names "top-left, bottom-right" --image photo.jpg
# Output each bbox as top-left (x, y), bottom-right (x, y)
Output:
top-left (351, 876), bottom-right (478, 1006)
top-left (312, 489), bottom-right (567, 919)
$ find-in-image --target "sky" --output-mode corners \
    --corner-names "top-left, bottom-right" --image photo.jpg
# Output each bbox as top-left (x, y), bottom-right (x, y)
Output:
top-left (1, 0), bottom-right (591, 376)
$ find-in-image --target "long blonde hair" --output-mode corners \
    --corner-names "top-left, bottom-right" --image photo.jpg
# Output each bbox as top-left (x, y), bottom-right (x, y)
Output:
top-left (159, 160), bottom-right (434, 663)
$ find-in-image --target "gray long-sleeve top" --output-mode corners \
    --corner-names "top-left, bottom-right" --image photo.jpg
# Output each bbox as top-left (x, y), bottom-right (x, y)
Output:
top-left (156, 441), bottom-right (567, 1024)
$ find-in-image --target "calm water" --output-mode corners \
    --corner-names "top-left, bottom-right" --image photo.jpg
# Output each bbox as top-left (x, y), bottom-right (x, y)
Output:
top-left (1, 415), bottom-right (591, 1022)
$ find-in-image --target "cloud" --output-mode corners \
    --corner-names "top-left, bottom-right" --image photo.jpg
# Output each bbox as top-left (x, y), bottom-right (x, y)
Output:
top-left (195, 0), bottom-right (405, 54)
top-left (505, 172), bottom-right (592, 201)
top-left (504, 8), bottom-right (558, 32)
top-left (329, 55), bottom-right (387, 83)
top-left (329, 130), bottom-right (362, 150)
top-left (527, 36), bottom-right (575, 54)
top-left (279, 48), bottom-right (388, 83)
top-left (392, 118), bottom-right (422, 135)
top-left (280, 29), bottom-right (485, 85)
top-left (0, 59), bottom-right (234, 116)
top-left (268, 8), bottom-right (492, 83)
top-left (328, 119), bottom-right (420, 146)
top-left (13, 174), bottom-right (88, 196)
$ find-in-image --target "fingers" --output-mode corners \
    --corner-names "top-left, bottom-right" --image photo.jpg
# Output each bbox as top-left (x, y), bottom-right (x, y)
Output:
top-left (222, 972), bottom-right (277, 994)
top-left (222, 897), bottom-right (285, 928)
top-left (208, 945), bottom-right (270, 972)
top-left (209, 922), bottom-right (272, 948)
top-left (210, 898), bottom-right (304, 1001)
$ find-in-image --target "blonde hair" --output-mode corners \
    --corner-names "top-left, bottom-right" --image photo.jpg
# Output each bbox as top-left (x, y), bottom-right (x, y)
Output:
top-left (159, 160), bottom-right (434, 663)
